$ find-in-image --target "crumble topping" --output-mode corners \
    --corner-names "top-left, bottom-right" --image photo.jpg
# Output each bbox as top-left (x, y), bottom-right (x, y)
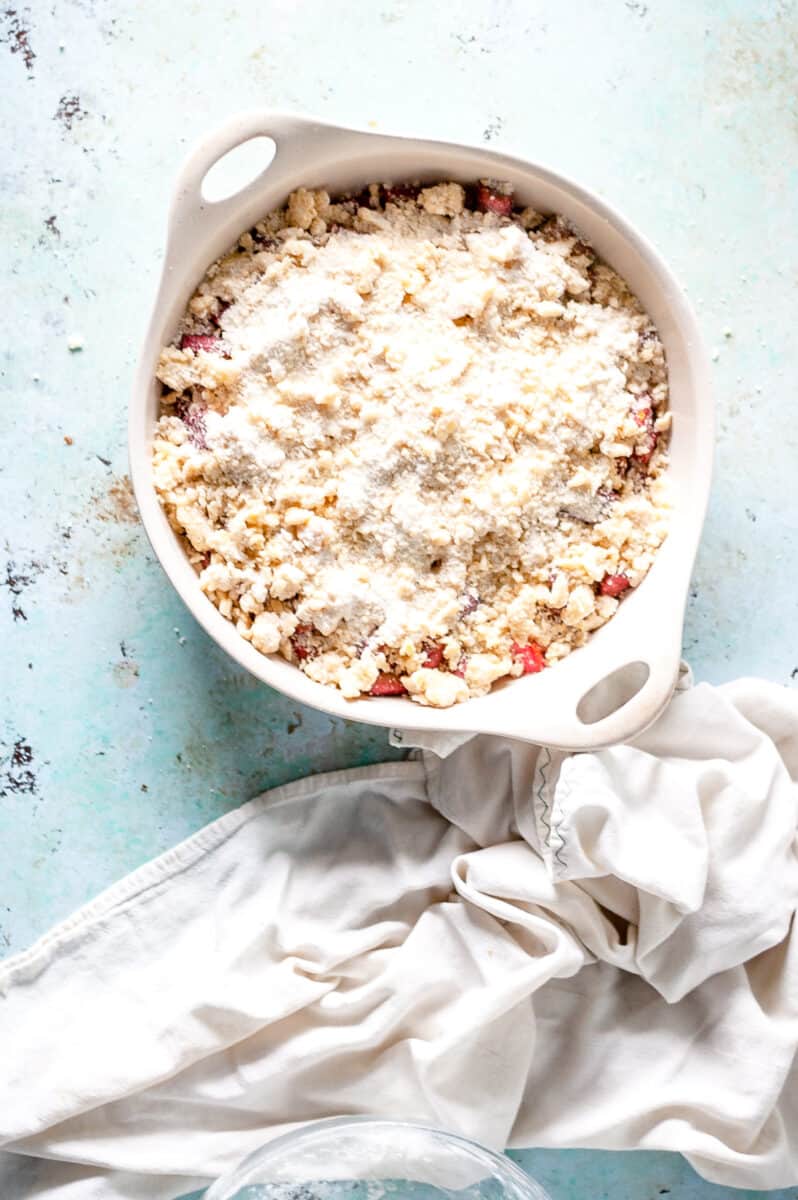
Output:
top-left (152, 180), bottom-right (670, 707)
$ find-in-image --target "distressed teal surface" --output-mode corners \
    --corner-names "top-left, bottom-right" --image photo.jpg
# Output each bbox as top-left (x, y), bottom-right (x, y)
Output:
top-left (1, 1), bottom-right (797, 1196)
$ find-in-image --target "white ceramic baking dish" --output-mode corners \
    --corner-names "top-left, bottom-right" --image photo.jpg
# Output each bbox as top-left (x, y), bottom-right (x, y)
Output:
top-left (129, 111), bottom-right (713, 750)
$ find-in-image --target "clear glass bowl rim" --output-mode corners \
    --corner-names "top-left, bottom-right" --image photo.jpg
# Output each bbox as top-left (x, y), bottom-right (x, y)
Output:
top-left (206, 1116), bottom-right (552, 1200)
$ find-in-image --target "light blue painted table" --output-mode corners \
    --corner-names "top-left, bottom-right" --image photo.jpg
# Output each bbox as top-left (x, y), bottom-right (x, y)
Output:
top-left (2, 1), bottom-right (796, 1196)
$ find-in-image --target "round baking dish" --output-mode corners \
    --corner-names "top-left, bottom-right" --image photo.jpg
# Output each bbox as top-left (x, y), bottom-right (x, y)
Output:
top-left (129, 111), bottom-right (713, 750)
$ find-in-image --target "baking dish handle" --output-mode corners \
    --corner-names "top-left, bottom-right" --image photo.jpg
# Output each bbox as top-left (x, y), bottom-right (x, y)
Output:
top-left (562, 646), bottom-right (680, 750)
top-left (501, 591), bottom-right (685, 751)
top-left (165, 111), bottom-right (352, 257)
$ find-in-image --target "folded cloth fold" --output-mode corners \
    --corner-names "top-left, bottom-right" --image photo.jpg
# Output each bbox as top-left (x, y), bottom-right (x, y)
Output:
top-left (1, 677), bottom-right (797, 1199)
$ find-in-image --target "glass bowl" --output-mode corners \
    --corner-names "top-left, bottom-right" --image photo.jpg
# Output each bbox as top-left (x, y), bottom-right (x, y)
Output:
top-left (205, 1118), bottom-right (551, 1200)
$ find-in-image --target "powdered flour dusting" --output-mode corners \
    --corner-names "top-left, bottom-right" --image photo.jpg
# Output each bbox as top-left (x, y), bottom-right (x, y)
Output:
top-left (152, 181), bottom-right (670, 707)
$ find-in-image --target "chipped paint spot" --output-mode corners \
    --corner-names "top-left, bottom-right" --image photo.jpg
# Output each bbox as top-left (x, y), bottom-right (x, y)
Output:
top-left (2, 559), bottom-right (43, 620)
top-left (0, 736), bottom-right (37, 797)
top-left (11, 739), bottom-right (32, 767)
top-left (54, 93), bottom-right (87, 132)
top-left (1, 8), bottom-right (35, 74)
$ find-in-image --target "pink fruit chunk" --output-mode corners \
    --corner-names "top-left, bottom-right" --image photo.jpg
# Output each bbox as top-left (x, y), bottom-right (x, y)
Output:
top-left (633, 429), bottom-right (657, 465)
top-left (635, 438), bottom-right (657, 467)
top-left (635, 429), bottom-right (658, 465)
top-left (175, 397), bottom-right (208, 449)
top-left (510, 641), bottom-right (546, 674)
top-left (382, 183), bottom-right (420, 204)
top-left (291, 624), bottom-right (315, 661)
top-left (370, 673), bottom-right (408, 697)
top-left (422, 642), bottom-right (445, 670)
top-left (452, 656), bottom-right (468, 679)
top-left (476, 180), bottom-right (514, 216)
top-left (180, 334), bottom-right (223, 354)
top-left (600, 573), bottom-right (631, 598)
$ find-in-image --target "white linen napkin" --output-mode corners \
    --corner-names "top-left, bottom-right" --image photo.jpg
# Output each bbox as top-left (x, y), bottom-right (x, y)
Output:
top-left (1, 675), bottom-right (797, 1199)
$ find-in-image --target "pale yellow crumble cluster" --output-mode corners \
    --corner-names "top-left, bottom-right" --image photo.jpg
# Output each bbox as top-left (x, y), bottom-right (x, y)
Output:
top-left (152, 181), bottom-right (670, 707)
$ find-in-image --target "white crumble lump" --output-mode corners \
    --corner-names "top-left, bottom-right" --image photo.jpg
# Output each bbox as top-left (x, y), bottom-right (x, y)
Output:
top-left (152, 180), bottom-right (671, 708)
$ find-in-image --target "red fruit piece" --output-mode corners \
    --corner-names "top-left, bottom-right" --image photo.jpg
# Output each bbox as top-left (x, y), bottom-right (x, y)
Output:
top-left (175, 397), bottom-right (208, 449)
top-left (382, 183), bottom-right (420, 204)
top-left (180, 334), bottom-right (223, 354)
top-left (510, 641), bottom-right (546, 674)
top-left (600, 573), bottom-right (631, 598)
top-left (452, 656), bottom-right (468, 679)
top-left (291, 623), bottom-right (315, 661)
top-left (635, 432), bottom-right (658, 466)
top-left (370, 673), bottom-right (408, 697)
top-left (422, 642), bottom-right (445, 670)
top-left (476, 180), bottom-right (514, 216)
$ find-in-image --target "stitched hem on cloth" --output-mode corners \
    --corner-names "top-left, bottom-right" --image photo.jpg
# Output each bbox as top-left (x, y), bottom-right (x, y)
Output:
top-left (0, 760), bottom-right (427, 991)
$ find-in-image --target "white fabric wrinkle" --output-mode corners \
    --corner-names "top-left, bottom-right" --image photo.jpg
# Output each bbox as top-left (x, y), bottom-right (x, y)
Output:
top-left (1, 680), bottom-right (798, 1195)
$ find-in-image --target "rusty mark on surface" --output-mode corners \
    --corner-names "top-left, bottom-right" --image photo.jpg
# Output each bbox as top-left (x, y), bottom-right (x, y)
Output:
top-left (1, 8), bottom-right (35, 74)
top-left (0, 736), bottom-right (37, 797)
top-left (54, 93), bottom-right (87, 132)
top-left (87, 473), bottom-right (139, 525)
top-left (103, 475), bottom-right (139, 524)
top-left (68, 473), bottom-right (143, 577)
top-left (708, 11), bottom-right (798, 142)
